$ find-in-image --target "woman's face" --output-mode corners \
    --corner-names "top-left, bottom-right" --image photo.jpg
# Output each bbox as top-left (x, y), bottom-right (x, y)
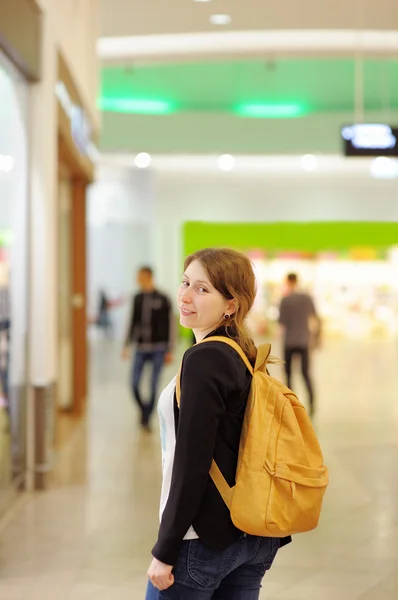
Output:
top-left (178, 260), bottom-right (235, 341)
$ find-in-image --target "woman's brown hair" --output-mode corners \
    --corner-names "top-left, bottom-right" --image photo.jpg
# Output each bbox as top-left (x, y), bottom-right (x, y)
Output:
top-left (184, 248), bottom-right (257, 362)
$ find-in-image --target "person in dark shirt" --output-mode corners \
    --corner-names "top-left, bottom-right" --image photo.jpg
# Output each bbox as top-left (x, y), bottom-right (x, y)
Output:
top-left (146, 248), bottom-right (285, 599)
top-left (122, 267), bottom-right (174, 430)
top-left (278, 273), bottom-right (321, 417)
top-left (96, 290), bottom-right (113, 337)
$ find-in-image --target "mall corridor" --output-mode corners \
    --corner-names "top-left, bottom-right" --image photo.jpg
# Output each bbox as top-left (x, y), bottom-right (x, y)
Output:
top-left (0, 338), bottom-right (397, 600)
top-left (3, 1), bottom-right (398, 599)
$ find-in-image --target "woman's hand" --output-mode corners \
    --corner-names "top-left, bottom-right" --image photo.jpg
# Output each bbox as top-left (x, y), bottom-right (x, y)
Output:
top-left (147, 557), bottom-right (174, 590)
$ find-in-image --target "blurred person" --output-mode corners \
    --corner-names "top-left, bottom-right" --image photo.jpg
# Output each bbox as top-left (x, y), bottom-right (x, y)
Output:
top-left (122, 267), bottom-right (173, 430)
top-left (0, 282), bottom-right (10, 408)
top-left (96, 289), bottom-right (113, 337)
top-left (278, 273), bottom-right (321, 417)
top-left (90, 289), bottom-right (125, 334)
top-left (94, 289), bottom-right (126, 337)
top-left (146, 248), bottom-right (286, 599)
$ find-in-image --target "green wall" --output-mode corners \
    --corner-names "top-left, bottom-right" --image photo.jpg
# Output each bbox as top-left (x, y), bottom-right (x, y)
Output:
top-left (183, 222), bottom-right (398, 257)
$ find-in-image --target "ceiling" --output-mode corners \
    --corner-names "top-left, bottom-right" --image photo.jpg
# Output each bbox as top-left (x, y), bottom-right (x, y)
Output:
top-left (100, 0), bottom-right (398, 37)
top-left (100, 59), bottom-right (398, 117)
top-left (98, 58), bottom-right (398, 154)
top-left (98, 1), bottom-right (398, 156)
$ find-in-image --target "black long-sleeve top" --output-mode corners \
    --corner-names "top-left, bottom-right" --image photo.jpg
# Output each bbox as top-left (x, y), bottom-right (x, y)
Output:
top-left (151, 327), bottom-right (291, 565)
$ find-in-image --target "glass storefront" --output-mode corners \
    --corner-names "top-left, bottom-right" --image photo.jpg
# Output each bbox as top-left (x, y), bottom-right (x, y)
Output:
top-left (0, 51), bottom-right (29, 508)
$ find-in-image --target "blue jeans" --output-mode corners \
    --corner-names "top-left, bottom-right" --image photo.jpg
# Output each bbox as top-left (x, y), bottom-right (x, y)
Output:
top-left (132, 350), bottom-right (166, 424)
top-left (145, 534), bottom-right (279, 599)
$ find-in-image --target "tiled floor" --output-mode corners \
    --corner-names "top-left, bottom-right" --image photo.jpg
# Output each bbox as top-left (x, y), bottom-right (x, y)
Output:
top-left (0, 336), bottom-right (398, 599)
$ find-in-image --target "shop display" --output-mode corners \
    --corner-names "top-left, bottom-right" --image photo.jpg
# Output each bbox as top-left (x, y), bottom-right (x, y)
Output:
top-left (0, 246), bottom-right (11, 488)
top-left (0, 51), bottom-right (29, 496)
top-left (247, 248), bottom-right (398, 341)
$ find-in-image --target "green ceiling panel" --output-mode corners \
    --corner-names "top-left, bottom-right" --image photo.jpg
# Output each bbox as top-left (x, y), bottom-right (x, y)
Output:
top-left (100, 59), bottom-right (398, 117)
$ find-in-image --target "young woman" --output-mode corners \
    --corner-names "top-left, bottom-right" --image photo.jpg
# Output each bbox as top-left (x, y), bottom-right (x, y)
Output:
top-left (146, 248), bottom-right (289, 599)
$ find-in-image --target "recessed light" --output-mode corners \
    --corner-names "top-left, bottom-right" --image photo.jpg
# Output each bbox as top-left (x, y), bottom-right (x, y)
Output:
top-left (218, 154), bottom-right (235, 171)
top-left (193, 0), bottom-right (213, 2)
top-left (300, 155), bottom-right (318, 172)
top-left (99, 97), bottom-right (173, 115)
top-left (370, 157), bottom-right (398, 179)
top-left (135, 153), bottom-right (152, 169)
top-left (210, 14), bottom-right (232, 26)
top-left (235, 103), bottom-right (305, 118)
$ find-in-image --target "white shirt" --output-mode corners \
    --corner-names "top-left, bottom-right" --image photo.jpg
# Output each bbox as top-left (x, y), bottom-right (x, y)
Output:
top-left (157, 375), bottom-right (198, 540)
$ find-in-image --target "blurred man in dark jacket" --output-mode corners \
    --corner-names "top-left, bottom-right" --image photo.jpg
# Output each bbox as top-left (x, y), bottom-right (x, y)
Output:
top-left (122, 267), bottom-right (174, 430)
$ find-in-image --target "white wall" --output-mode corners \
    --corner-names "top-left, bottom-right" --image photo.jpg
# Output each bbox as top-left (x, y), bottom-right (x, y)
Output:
top-left (156, 171), bottom-right (398, 223)
top-left (87, 166), bottom-right (155, 338)
top-left (29, 16), bottom-right (58, 384)
top-left (36, 0), bottom-right (99, 127)
top-left (29, 0), bottom-right (99, 384)
top-left (89, 163), bottom-right (398, 313)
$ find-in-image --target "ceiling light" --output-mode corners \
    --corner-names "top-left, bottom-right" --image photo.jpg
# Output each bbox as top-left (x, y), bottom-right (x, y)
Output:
top-left (193, 0), bottom-right (213, 2)
top-left (235, 103), bottom-right (305, 118)
top-left (135, 153), bottom-right (152, 169)
top-left (370, 157), bottom-right (398, 179)
top-left (300, 155), bottom-right (318, 172)
top-left (134, 152), bottom-right (152, 169)
top-left (210, 14), bottom-right (231, 25)
top-left (99, 97), bottom-right (173, 115)
top-left (218, 154), bottom-right (235, 171)
top-left (0, 155), bottom-right (14, 173)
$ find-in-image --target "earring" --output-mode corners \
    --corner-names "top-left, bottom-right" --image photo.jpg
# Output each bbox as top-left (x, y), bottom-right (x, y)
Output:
top-left (224, 313), bottom-right (230, 320)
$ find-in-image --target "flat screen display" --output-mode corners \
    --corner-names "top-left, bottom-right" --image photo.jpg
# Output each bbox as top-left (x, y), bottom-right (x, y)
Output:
top-left (342, 124), bottom-right (398, 157)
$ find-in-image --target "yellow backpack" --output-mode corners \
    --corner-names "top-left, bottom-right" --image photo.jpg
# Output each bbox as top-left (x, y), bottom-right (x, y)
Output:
top-left (176, 336), bottom-right (329, 538)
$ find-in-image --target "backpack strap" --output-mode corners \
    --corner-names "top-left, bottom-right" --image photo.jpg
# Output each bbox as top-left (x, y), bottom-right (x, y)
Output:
top-left (197, 336), bottom-right (254, 375)
top-left (208, 459), bottom-right (234, 508)
top-left (175, 335), bottom-right (265, 510)
top-left (201, 336), bottom-right (272, 375)
top-left (255, 343), bottom-right (272, 373)
top-left (175, 336), bottom-right (256, 407)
